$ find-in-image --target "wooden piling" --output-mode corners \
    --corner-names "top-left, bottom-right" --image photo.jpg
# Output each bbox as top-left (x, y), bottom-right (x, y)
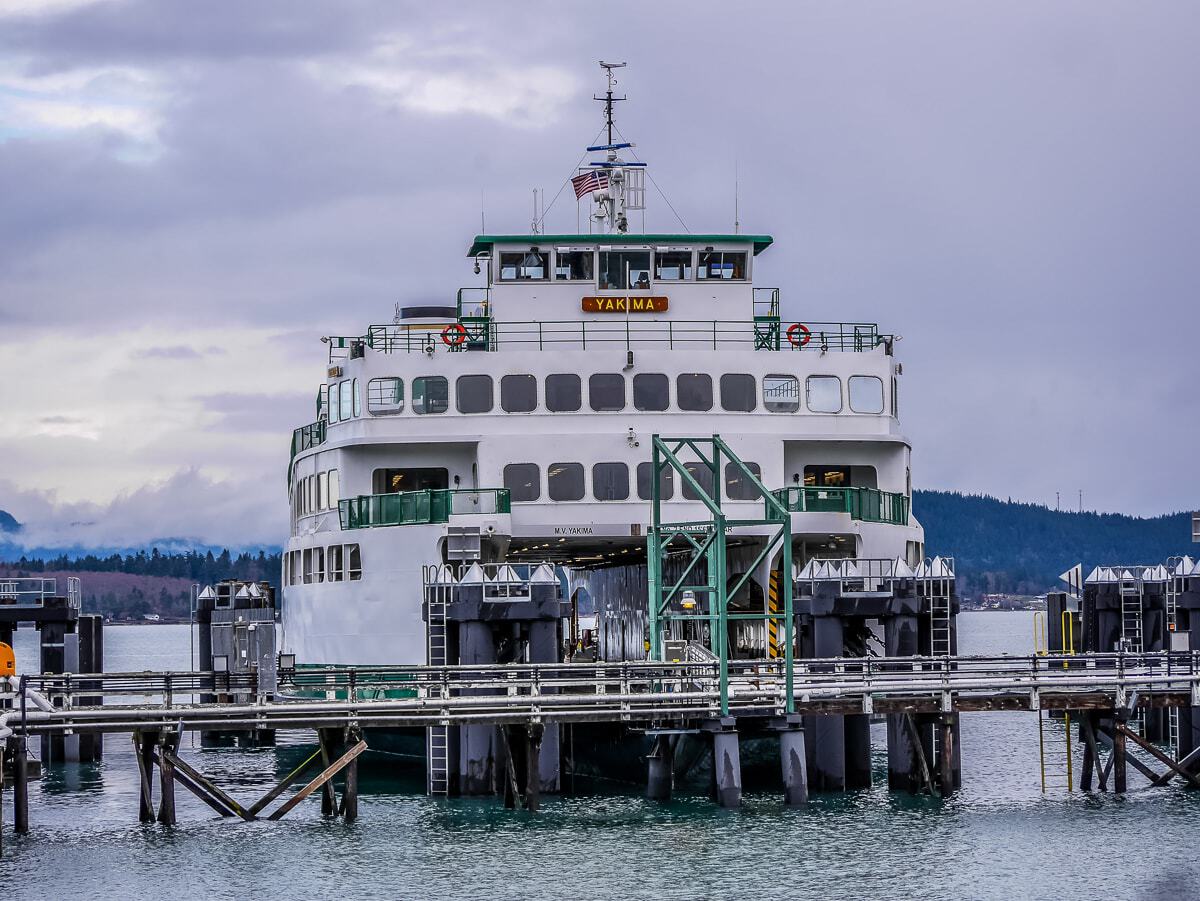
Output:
top-left (938, 715), bottom-right (955, 798)
top-left (525, 724), bottom-right (543, 812)
top-left (134, 731), bottom-right (156, 823)
top-left (317, 729), bottom-right (339, 816)
top-left (12, 736), bottom-right (29, 834)
top-left (267, 739), bottom-right (367, 821)
top-left (157, 732), bottom-right (178, 826)
top-left (1112, 724), bottom-right (1127, 794)
top-left (339, 729), bottom-right (361, 823)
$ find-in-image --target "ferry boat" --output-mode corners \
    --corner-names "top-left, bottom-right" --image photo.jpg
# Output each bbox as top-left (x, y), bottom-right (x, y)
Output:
top-left (280, 65), bottom-right (923, 670)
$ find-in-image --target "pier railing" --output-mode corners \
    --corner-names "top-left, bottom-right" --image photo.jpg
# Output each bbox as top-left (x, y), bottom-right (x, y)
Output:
top-left (0, 577), bottom-right (81, 610)
top-left (7, 651), bottom-right (1200, 735)
top-left (339, 488), bottom-right (511, 530)
top-left (771, 486), bottom-right (910, 525)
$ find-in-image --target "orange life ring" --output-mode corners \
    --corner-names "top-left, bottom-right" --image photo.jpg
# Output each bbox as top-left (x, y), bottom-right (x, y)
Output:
top-left (441, 323), bottom-right (468, 347)
top-left (786, 323), bottom-right (811, 347)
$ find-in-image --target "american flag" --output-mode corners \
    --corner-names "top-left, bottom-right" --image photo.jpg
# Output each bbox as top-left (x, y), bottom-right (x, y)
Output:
top-left (572, 169), bottom-right (611, 199)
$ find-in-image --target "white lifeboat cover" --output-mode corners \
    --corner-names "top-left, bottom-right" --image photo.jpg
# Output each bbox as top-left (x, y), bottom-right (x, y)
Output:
top-left (892, 558), bottom-right (915, 579)
top-left (530, 564), bottom-right (558, 584)
top-left (459, 562), bottom-right (486, 584)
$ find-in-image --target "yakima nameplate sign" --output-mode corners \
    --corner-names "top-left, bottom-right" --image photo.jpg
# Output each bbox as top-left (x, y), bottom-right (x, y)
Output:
top-left (581, 296), bottom-right (669, 313)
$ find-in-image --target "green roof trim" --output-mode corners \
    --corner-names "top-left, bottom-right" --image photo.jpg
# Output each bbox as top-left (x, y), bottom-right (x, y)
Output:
top-left (467, 233), bottom-right (774, 258)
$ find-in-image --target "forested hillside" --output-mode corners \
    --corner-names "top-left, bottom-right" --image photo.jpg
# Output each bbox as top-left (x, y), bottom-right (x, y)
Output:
top-left (915, 490), bottom-right (1193, 597)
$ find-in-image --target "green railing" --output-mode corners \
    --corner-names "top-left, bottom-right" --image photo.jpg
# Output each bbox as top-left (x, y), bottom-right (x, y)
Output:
top-left (291, 420), bottom-right (326, 458)
top-left (771, 486), bottom-right (909, 526)
top-left (339, 488), bottom-right (512, 530)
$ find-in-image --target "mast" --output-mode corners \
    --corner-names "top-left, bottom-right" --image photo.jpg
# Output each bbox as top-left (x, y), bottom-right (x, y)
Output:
top-left (583, 62), bottom-right (645, 235)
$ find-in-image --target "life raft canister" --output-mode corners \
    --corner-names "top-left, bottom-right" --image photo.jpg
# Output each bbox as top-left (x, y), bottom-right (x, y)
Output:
top-left (441, 323), bottom-right (468, 347)
top-left (786, 322), bottom-right (811, 347)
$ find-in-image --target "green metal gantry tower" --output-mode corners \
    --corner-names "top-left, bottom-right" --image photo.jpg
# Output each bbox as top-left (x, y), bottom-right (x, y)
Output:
top-left (646, 435), bottom-right (795, 715)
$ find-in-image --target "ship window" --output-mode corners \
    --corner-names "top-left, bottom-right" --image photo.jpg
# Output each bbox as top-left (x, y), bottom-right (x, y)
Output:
top-left (328, 470), bottom-right (339, 509)
top-left (636, 462), bottom-right (674, 500)
top-left (633, 373), bottom-right (669, 411)
top-left (763, 375), bottom-right (800, 412)
top-left (318, 384), bottom-right (329, 419)
top-left (589, 373), bottom-right (625, 412)
top-left (654, 250), bottom-right (693, 280)
top-left (546, 374), bottom-right (582, 412)
top-left (593, 462), bottom-right (630, 501)
top-left (338, 380), bottom-right (352, 420)
top-left (504, 463), bottom-right (540, 502)
top-left (598, 250), bottom-right (651, 290)
top-left (676, 373), bottom-right (713, 411)
top-left (328, 544), bottom-right (344, 582)
top-left (720, 374), bottom-right (756, 412)
top-left (682, 462), bottom-right (716, 501)
top-left (806, 375), bottom-right (841, 413)
top-left (347, 544), bottom-right (362, 581)
top-left (313, 546), bottom-right (325, 583)
top-left (413, 376), bottom-right (449, 414)
top-left (317, 471), bottom-right (328, 510)
top-left (501, 374), bottom-right (537, 413)
top-left (804, 466), bottom-right (849, 487)
top-left (725, 462), bottom-right (763, 501)
top-left (374, 467), bottom-right (448, 493)
top-left (697, 250), bottom-right (747, 280)
top-left (328, 382), bottom-right (339, 423)
top-left (302, 548), bottom-right (314, 584)
top-left (548, 462), bottom-right (585, 501)
top-left (849, 376), bottom-right (885, 414)
top-left (352, 379), bottom-right (361, 417)
top-left (499, 251), bottom-right (548, 281)
top-left (456, 375), bottom-right (494, 414)
top-left (367, 378), bottom-right (404, 415)
top-left (555, 250), bottom-right (594, 281)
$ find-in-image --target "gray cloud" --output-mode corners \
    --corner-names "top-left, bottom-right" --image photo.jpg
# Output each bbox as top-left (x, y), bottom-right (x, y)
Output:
top-left (1, 0), bottom-right (1197, 552)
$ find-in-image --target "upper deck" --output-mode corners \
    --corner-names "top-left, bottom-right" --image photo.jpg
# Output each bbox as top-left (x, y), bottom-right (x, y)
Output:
top-left (326, 234), bottom-right (893, 361)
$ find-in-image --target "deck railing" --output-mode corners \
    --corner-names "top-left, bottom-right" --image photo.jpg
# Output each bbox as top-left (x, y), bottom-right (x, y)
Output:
top-left (771, 486), bottom-right (910, 526)
top-left (361, 319), bottom-right (891, 354)
top-left (340, 488), bottom-right (512, 530)
top-left (0, 577), bottom-right (82, 610)
top-left (290, 420), bottom-right (326, 458)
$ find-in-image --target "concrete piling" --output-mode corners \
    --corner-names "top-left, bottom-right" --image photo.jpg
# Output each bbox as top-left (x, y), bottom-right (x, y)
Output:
top-left (646, 734), bottom-right (675, 801)
top-left (709, 721), bottom-right (742, 809)
top-left (779, 724), bottom-right (809, 806)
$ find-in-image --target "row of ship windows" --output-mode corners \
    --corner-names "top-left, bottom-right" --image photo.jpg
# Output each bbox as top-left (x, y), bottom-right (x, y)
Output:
top-left (502, 460), bottom-right (765, 503)
top-left (324, 373), bottom-right (887, 420)
top-left (283, 544), bottom-right (362, 586)
top-left (498, 248), bottom-right (748, 288)
top-left (292, 469), bottom-right (339, 521)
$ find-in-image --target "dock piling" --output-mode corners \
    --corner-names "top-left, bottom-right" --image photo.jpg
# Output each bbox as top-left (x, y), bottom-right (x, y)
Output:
top-left (779, 723), bottom-right (809, 805)
top-left (157, 731), bottom-right (178, 826)
top-left (134, 731), bottom-right (157, 823)
top-left (645, 733), bottom-right (675, 801)
top-left (709, 720), bottom-right (742, 809)
top-left (10, 736), bottom-right (29, 834)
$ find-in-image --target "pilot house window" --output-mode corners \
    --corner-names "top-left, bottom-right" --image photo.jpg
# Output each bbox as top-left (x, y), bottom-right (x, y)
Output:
top-left (697, 251), bottom-right (747, 280)
top-left (633, 373), bottom-right (669, 411)
top-left (589, 373), bottom-right (626, 412)
top-left (499, 251), bottom-right (548, 281)
top-left (593, 462), bottom-right (630, 501)
top-left (654, 250), bottom-right (693, 280)
top-left (763, 375), bottom-right (800, 412)
top-left (720, 374), bottom-right (756, 412)
top-left (598, 251), bottom-right (651, 290)
top-left (676, 373), bottom-right (713, 412)
top-left (805, 375), bottom-right (842, 413)
top-left (848, 376), bottom-right (885, 414)
top-left (555, 250), bottom-right (594, 281)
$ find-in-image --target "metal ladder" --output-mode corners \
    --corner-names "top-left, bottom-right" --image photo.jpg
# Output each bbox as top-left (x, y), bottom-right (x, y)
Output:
top-left (426, 571), bottom-right (451, 796)
top-left (1166, 561), bottom-right (1182, 756)
top-left (926, 559), bottom-right (954, 657)
top-left (1119, 573), bottom-right (1144, 653)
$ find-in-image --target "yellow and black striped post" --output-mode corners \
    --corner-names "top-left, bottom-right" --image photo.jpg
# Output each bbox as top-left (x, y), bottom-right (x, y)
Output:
top-left (768, 570), bottom-right (781, 658)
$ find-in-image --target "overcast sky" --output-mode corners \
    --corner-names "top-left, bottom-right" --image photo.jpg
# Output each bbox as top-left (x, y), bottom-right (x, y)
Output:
top-left (1, 0), bottom-right (1196, 550)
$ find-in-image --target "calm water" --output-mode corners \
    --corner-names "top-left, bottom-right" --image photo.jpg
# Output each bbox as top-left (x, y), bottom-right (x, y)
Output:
top-left (3, 614), bottom-right (1198, 901)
